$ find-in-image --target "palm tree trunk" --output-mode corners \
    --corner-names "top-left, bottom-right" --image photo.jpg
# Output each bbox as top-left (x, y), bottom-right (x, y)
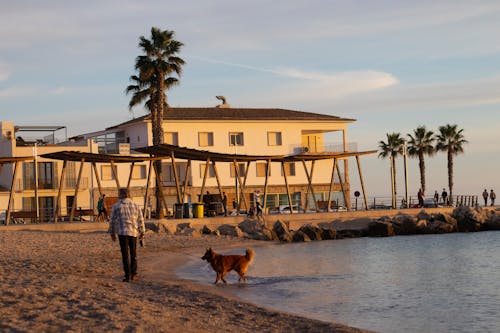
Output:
top-left (419, 152), bottom-right (425, 194)
top-left (448, 150), bottom-right (454, 205)
top-left (390, 156), bottom-right (396, 208)
top-left (392, 156), bottom-right (397, 208)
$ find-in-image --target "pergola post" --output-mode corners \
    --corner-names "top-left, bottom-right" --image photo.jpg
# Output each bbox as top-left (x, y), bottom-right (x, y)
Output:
top-left (53, 159), bottom-right (67, 223)
top-left (238, 161), bottom-right (251, 211)
top-left (336, 162), bottom-right (349, 211)
top-left (126, 162), bottom-right (135, 192)
top-left (170, 152), bottom-right (182, 203)
top-left (143, 159), bottom-right (153, 219)
top-left (152, 161), bottom-right (169, 217)
top-left (326, 158), bottom-right (338, 211)
top-left (302, 160), bottom-right (319, 212)
top-left (92, 162), bottom-right (104, 197)
top-left (355, 155), bottom-right (369, 210)
top-left (5, 161), bottom-right (20, 225)
top-left (262, 159), bottom-right (271, 213)
top-left (182, 159), bottom-right (192, 202)
top-left (200, 158), bottom-right (210, 203)
top-left (69, 159), bottom-right (85, 222)
top-left (281, 162), bottom-right (294, 214)
top-left (110, 160), bottom-right (121, 191)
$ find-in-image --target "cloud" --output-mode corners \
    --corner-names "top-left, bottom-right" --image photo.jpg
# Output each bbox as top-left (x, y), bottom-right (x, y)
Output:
top-left (331, 75), bottom-right (500, 113)
top-left (50, 86), bottom-right (67, 95)
top-left (0, 85), bottom-right (38, 99)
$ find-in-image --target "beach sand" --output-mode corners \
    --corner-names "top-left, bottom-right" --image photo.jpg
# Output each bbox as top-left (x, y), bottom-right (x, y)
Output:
top-left (0, 230), bottom-right (372, 333)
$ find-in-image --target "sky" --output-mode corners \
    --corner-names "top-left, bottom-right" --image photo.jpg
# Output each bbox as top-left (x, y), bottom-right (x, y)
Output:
top-left (1, 0), bottom-right (499, 199)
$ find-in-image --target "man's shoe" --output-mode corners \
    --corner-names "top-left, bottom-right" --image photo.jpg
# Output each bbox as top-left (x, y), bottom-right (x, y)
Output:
top-left (123, 278), bottom-right (130, 282)
top-left (131, 274), bottom-right (139, 281)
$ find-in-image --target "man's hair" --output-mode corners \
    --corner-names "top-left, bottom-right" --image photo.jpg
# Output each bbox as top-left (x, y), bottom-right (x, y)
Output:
top-left (119, 188), bottom-right (129, 199)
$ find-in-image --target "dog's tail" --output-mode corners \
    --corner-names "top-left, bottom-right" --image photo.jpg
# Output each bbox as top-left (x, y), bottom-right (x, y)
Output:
top-left (245, 248), bottom-right (255, 263)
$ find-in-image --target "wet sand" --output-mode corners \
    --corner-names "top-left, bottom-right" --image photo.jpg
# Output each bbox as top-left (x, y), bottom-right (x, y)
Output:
top-left (0, 230), bottom-right (372, 332)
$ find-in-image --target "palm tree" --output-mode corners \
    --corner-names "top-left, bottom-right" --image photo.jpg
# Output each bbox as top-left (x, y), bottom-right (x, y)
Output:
top-left (378, 133), bottom-right (405, 208)
top-left (407, 126), bottom-right (435, 194)
top-left (127, 27), bottom-right (185, 217)
top-left (435, 124), bottom-right (467, 205)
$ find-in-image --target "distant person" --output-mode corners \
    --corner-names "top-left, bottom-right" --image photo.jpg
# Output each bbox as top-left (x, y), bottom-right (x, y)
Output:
top-left (490, 189), bottom-right (496, 206)
top-left (418, 189), bottom-right (424, 207)
top-left (108, 188), bottom-right (145, 282)
top-left (433, 191), bottom-right (439, 206)
top-left (97, 194), bottom-right (108, 221)
top-left (222, 192), bottom-right (228, 216)
top-left (441, 188), bottom-right (448, 205)
top-left (482, 189), bottom-right (489, 206)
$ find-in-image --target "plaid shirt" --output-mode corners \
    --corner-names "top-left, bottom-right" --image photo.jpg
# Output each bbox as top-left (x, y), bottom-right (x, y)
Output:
top-left (108, 198), bottom-right (145, 237)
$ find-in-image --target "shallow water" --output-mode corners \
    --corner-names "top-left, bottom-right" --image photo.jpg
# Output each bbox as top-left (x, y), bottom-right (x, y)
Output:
top-left (177, 232), bottom-right (500, 333)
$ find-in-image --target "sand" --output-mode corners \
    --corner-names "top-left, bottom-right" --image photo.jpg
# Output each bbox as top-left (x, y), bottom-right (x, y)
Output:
top-left (0, 230), bottom-right (372, 333)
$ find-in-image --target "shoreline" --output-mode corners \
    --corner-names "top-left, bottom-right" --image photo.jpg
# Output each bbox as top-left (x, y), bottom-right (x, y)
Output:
top-left (0, 230), bottom-right (372, 333)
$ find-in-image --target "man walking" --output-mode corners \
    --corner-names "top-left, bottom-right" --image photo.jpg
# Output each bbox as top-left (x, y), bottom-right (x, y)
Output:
top-left (482, 189), bottom-right (489, 206)
top-left (109, 188), bottom-right (145, 282)
top-left (490, 189), bottom-right (496, 206)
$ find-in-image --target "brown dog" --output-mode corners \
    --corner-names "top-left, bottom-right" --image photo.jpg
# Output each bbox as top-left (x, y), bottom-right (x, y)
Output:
top-left (201, 248), bottom-right (255, 284)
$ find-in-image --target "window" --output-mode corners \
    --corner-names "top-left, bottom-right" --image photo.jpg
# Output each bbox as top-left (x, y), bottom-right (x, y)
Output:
top-left (101, 165), bottom-right (115, 180)
top-left (198, 132), bottom-right (214, 147)
top-left (229, 132), bottom-right (244, 146)
top-left (281, 162), bottom-right (296, 176)
top-left (256, 162), bottom-right (270, 177)
top-left (131, 165), bottom-right (147, 179)
top-left (267, 132), bottom-right (282, 146)
top-left (161, 162), bottom-right (190, 184)
top-left (230, 163), bottom-right (246, 178)
top-left (164, 132), bottom-right (178, 145)
top-left (199, 163), bottom-right (216, 178)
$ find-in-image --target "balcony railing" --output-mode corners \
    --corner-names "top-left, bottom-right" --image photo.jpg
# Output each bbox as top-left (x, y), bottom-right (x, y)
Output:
top-left (290, 142), bottom-right (358, 154)
top-left (13, 177), bottom-right (89, 191)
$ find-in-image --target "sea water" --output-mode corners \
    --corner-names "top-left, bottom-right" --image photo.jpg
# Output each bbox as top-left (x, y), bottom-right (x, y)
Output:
top-left (177, 232), bottom-right (500, 333)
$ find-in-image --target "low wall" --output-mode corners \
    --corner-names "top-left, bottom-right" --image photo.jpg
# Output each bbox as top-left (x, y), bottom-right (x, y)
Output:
top-left (2, 207), bottom-right (496, 233)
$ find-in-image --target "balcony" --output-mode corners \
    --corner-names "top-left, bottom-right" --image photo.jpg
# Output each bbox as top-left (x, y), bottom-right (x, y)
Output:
top-left (290, 142), bottom-right (358, 154)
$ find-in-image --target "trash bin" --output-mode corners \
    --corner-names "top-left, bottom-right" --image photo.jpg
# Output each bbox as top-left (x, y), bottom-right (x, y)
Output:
top-left (192, 203), bottom-right (204, 218)
top-left (174, 203), bottom-right (183, 219)
top-left (183, 203), bottom-right (191, 218)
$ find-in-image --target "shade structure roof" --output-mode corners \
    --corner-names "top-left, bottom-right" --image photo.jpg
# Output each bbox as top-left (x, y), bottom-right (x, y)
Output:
top-left (40, 151), bottom-right (160, 163)
top-left (135, 144), bottom-right (376, 162)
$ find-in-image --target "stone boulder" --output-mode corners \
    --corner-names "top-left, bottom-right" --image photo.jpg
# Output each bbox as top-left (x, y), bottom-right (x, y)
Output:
top-left (298, 224), bottom-right (323, 241)
top-left (273, 220), bottom-right (293, 242)
top-left (217, 224), bottom-right (244, 237)
top-left (292, 230), bottom-right (311, 242)
top-left (202, 225), bottom-right (218, 235)
top-left (392, 214), bottom-right (420, 235)
top-left (452, 206), bottom-right (486, 232)
top-left (238, 218), bottom-right (276, 240)
top-left (367, 221), bottom-right (394, 237)
top-left (176, 227), bottom-right (201, 237)
top-left (320, 227), bottom-right (337, 240)
top-left (482, 211), bottom-right (500, 230)
top-left (336, 229), bottom-right (365, 238)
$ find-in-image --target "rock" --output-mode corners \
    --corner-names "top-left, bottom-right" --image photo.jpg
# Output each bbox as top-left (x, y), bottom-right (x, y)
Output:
top-left (416, 209), bottom-right (431, 221)
top-left (482, 211), bottom-right (500, 230)
top-left (367, 221), bottom-right (394, 237)
top-left (292, 230), bottom-right (311, 242)
top-left (320, 227), bottom-right (337, 240)
top-left (176, 223), bottom-right (191, 233)
top-left (201, 225), bottom-right (215, 235)
top-left (176, 227), bottom-right (201, 237)
top-left (298, 224), bottom-right (323, 241)
top-left (336, 229), bottom-right (365, 238)
top-left (273, 220), bottom-right (290, 239)
top-left (392, 214), bottom-right (419, 235)
top-left (238, 218), bottom-right (276, 240)
top-left (452, 206), bottom-right (485, 232)
top-left (217, 224), bottom-right (244, 237)
top-left (427, 219), bottom-right (456, 233)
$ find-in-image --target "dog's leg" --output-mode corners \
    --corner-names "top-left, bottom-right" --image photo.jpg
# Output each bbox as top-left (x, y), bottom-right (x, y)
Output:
top-left (215, 273), bottom-right (221, 284)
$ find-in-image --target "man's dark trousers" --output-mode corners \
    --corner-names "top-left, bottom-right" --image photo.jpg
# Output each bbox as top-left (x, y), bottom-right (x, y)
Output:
top-left (118, 235), bottom-right (137, 280)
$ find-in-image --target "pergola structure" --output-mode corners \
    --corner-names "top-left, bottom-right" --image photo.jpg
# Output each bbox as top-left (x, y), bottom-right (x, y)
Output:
top-left (134, 144), bottom-right (376, 215)
top-left (2, 145), bottom-right (376, 224)
top-left (0, 156), bottom-right (36, 225)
